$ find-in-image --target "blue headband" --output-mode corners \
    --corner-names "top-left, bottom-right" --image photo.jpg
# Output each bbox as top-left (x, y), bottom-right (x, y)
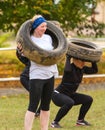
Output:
top-left (32, 17), bottom-right (46, 30)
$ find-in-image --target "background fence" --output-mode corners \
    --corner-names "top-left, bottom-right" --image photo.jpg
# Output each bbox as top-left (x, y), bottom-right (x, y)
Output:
top-left (0, 46), bottom-right (105, 88)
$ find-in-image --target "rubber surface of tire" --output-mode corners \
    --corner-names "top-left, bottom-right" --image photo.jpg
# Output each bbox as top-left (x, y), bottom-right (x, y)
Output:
top-left (16, 20), bottom-right (68, 65)
top-left (67, 38), bottom-right (102, 62)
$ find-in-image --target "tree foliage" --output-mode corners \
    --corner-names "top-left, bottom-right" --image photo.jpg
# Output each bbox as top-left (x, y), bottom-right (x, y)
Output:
top-left (0, 0), bottom-right (105, 37)
top-left (0, 0), bottom-right (54, 33)
top-left (54, 0), bottom-right (105, 37)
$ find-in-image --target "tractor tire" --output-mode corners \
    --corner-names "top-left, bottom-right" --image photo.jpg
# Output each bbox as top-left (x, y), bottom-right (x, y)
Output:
top-left (67, 38), bottom-right (102, 62)
top-left (16, 20), bottom-right (68, 65)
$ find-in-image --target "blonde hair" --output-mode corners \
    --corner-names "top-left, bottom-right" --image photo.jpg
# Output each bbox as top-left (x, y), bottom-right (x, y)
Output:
top-left (31, 14), bottom-right (43, 22)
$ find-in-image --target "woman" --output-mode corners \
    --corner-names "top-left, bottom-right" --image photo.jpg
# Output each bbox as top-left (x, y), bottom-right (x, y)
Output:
top-left (51, 54), bottom-right (98, 128)
top-left (24, 15), bottom-right (58, 130)
top-left (16, 43), bottom-right (30, 91)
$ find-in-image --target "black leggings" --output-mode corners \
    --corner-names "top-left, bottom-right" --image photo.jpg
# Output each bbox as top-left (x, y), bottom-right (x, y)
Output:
top-left (20, 75), bottom-right (41, 113)
top-left (28, 77), bottom-right (54, 112)
top-left (20, 76), bottom-right (29, 91)
top-left (52, 91), bottom-right (93, 122)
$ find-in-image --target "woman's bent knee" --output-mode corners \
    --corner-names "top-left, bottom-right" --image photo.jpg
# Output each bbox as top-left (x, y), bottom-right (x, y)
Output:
top-left (87, 95), bottom-right (93, 104)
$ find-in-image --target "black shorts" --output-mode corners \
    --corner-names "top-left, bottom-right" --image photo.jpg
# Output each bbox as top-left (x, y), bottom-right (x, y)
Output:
top-left (28, 76), bottom-right (54, 112)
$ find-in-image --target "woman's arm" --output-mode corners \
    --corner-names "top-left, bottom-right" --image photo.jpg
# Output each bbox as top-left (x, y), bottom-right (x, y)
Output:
top-left (83, 62), bottom-right (98, 74)
top-left (16, 43), bottom-right (30, 66)
top-left (64, 54), bottom-right (72, 72)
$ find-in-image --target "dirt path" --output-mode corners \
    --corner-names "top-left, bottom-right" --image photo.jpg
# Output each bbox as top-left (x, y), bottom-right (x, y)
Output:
top-left (0, 82), bottom-right (105, 97)
top-left (0, 88), bottom-right (28, 97)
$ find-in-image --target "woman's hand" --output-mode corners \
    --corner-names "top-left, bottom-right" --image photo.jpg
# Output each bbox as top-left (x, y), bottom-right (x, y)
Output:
top-left (66, 54), bottom-right (71, 59)
top-left (17, 43), bottom-right (23, 54)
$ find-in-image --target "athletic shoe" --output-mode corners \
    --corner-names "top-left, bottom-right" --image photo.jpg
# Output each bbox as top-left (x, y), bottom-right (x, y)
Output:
top-left (51, 121), bottom-right (62, 128)
top-left (35, 112), bottom-right (40, 117)
top-left (76, 120), bottom-right (91, 126)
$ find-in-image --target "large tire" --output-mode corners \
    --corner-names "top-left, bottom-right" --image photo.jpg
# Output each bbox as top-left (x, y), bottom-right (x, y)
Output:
top-left (16, 20), bottom-right (68, 65)
top-left (67, 38), bottom-right (102, 62)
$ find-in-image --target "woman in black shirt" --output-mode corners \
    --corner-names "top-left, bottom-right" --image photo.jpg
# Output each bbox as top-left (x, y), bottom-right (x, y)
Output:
top-left (51, 55), bottom-right (98, 128)
top-left (16, 44), bottom-right (40, 117)
top-left (16, 46), bottom-right (30, 91)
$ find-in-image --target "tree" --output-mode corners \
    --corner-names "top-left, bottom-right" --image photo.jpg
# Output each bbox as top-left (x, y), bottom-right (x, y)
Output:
top-left (52, 0), bottom-right (105, 37)
top-left (0, 0), bottom-right (54, 33)
top-left (0, 0), bottom-right (105, 37)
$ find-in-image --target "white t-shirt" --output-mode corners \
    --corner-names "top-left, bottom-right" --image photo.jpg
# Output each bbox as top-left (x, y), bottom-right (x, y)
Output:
top-left (30, 34), bottom-right (59, 80)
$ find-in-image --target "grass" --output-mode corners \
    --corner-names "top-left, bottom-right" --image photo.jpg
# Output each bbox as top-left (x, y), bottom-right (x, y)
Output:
top-left (0, 88), bottom-right (105, 130)
top-left (0, 32), bottom-right (15, 47)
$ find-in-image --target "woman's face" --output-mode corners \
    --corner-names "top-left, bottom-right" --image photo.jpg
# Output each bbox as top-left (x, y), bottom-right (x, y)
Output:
top-left (34, 22), bottom-right (47, 37)
top-left (73, 58), bottom-right (85, 69)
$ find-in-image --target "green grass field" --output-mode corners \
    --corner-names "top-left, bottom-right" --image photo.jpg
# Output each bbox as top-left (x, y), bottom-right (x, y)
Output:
top-left (0, 88), bottom-right (105, 130)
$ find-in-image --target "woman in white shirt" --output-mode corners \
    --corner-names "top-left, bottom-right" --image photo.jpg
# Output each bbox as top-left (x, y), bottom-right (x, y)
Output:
top-left (24, 15), bottom-right (58, 130)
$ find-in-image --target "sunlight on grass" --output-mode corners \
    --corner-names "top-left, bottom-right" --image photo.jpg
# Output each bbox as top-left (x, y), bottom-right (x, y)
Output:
top-left (0, 89), bottom-right (105, 130)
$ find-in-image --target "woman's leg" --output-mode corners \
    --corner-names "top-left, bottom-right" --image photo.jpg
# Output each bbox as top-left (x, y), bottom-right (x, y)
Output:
top-left (20, 76), bottom-right (41, 116)
top-left (24, 110), bottom-right (35, 130)
top-left (20, 76), bottom-right (29, 91)
top-left (40, 77), bottom-right (54, 130)
top-left (71, 93), bottom-right (93, 120)
top-left (52, 92), bottom-right (74, 123)
top-left (40, 110), bottom-right (50, 130)
top-left (35, 105), bottom-right (41, 117)
top-left (24, 79), bottom-right (42, 130)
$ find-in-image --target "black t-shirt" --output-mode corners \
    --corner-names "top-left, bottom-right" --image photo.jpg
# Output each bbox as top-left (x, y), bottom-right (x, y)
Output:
top-left (16, 49), bottom-right (30, 78)
top-left (56, 57), bottom-right (98, 96)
